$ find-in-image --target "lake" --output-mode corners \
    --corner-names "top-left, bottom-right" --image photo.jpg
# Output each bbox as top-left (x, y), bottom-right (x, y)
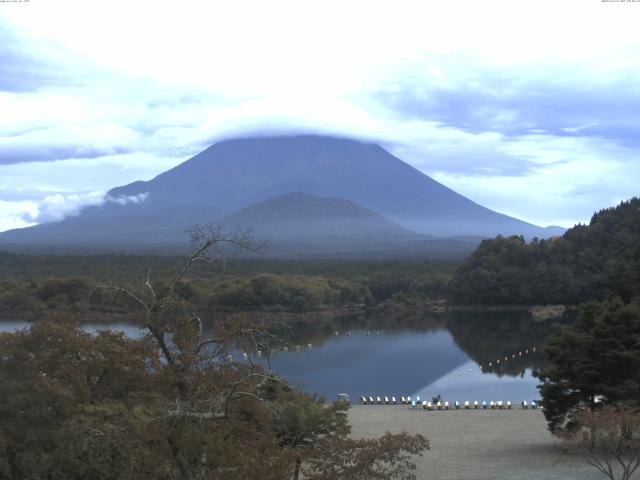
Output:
top-left (0, 311), bottom-right (553, 404)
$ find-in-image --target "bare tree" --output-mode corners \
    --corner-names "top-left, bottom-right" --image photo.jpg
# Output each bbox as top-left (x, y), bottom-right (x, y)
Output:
top-left (92, 225), bottom-right (264, 365)
top-left (89, 225), bottom-right (283, 410)
top-left (562, 404), bottom-right (640, 480)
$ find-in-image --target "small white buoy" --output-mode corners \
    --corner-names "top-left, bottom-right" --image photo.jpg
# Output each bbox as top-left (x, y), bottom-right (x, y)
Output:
top-left (257, 350), bottom-right (262, 357)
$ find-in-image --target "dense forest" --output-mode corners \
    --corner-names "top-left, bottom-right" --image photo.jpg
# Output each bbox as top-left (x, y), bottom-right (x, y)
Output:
top-left (0, 254), bottom-right (455, 319)
top-left (447, 198), bottom-right (640, 305)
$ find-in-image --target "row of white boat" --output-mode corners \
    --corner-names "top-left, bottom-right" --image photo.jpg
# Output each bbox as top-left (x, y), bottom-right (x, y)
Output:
top-left (359, 396), bottom-right (540, 410)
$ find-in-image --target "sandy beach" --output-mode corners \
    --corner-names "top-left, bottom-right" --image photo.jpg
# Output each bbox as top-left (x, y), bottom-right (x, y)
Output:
top-left (348, 405), bottom-right (603, 480)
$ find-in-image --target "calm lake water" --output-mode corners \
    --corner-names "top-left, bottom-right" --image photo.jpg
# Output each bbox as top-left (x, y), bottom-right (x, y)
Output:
top-left (1, 311), bottom-right (552, 404)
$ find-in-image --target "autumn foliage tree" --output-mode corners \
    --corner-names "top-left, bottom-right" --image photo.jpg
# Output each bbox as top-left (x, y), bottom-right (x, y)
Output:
top-left (0, 226), bottom-right (428, 480)
top-left (562, 405), bottom-right (640, 480)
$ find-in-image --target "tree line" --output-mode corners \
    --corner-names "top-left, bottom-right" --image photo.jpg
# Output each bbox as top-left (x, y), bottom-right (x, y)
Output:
top-left (0, 256), bottom-right (455, 318)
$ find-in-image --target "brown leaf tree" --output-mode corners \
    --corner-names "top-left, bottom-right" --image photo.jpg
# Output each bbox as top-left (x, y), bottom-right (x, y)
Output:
top-left (562, 404), bottom-right (640, 480)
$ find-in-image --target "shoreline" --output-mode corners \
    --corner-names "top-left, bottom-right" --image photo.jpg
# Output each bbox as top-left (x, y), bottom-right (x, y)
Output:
top-left (0, 301), bottom-right (573, 324)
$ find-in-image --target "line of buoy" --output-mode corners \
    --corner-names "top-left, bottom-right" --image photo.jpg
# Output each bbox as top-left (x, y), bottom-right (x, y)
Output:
top-left (479, 346), bottom-right (537, 370)
top-left (244, 343), bottom-right (537, 362)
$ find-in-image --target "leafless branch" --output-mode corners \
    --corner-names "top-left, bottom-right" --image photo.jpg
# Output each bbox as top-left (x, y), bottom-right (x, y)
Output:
top-left (90, 285), bottom-right (151, 317)
top-left (145, 267), bottom-right (157, 304)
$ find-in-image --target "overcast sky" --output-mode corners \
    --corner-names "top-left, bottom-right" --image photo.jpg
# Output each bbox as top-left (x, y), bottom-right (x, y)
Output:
top-left (1, 0), bottom-right (639, 232)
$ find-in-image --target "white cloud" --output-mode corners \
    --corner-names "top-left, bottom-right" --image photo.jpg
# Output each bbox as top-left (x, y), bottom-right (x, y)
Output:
top-left (9, 191), bottom-right (150, 228)
top-left (0, 1), bottom-right (639, 231)
top-left (24, 191), bottom-right (106, 223)
top-left (0, 200), bottom-right (37, 232)
top-left (429, 136), bottom-right (640, 228)
top-left (105, 192), bottom-right (149, 206)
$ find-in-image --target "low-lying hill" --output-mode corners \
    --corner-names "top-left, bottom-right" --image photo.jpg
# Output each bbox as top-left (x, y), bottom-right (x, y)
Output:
top-left (219, 192), bottom-right (421, 252)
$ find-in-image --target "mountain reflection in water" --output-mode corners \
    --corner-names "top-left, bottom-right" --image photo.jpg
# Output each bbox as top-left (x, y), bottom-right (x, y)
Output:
top-left (0, 310), bottom-right (559, 403)
top-left (269, 310), bottom-right (552, 402)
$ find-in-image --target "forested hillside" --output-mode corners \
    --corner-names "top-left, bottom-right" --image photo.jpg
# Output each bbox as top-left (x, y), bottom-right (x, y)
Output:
top-left (447, 198), bottom-right (640, 305)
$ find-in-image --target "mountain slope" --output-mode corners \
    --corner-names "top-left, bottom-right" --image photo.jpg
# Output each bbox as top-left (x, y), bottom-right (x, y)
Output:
top-left (105, 135), bottom-right (554, 237)
top-left (0, 134), bottom-right (562, 254)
